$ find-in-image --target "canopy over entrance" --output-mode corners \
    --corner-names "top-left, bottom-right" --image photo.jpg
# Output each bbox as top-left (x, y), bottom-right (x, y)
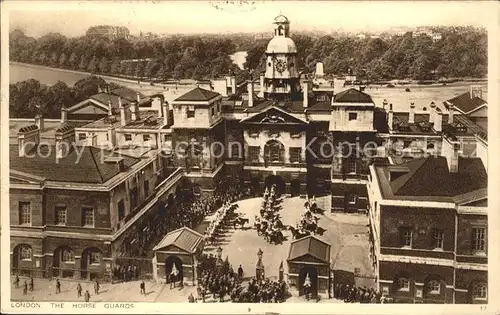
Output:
top-left (287, 235), bottom-right (331, 264)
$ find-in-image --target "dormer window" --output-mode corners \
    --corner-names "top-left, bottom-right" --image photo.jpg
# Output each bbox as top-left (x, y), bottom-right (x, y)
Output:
top-left (186, 106), bottom-right (195, 118)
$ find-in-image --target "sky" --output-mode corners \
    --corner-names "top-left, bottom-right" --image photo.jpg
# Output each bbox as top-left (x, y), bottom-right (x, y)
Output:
top-left (6, 1), bottom-right (493, 38)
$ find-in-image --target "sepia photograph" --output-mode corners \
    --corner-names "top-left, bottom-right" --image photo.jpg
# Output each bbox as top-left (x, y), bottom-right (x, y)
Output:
top-left (1, 0), bottom-right (498, 313)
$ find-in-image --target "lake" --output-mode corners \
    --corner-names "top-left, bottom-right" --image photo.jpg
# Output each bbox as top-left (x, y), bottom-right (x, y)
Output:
top-left (10, 62), bottom-right (91, 86)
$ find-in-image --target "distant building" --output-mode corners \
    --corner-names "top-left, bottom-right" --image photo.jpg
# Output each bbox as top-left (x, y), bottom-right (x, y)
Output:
top-left (86, 25), bottom-right (130, 40)
top-left (443, 86), bottom-right (487, 130)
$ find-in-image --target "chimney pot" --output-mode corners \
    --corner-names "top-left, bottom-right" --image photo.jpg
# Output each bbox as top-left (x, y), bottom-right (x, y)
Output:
top-left (162, 101), bottom-right (169, 126)
top-left (388, 104), bottom-right (394, 130)
top-left (409, 102), bottom-right (415, 124)
top-left (60, 107), bottom-right (68, 124)
top-left (302, 81), bottom-right (309, 108)
top-left (433, 108), bottom-right (442, 132)
top-left (247, 81), bottom-right (254, 108)
top-left (448, 104), bottom-right (454, 124)
top-left (35, 115), bottom-right (44, 131)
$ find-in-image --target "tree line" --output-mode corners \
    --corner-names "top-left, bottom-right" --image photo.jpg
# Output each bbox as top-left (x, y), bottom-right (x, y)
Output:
top-left (10, 26), bottom-right (486, 83)
top-left (9, 29), bottom-right (240, 81)
top-left (244, 27), bottom-right (487, 81)
top-left (10, 76), bottom-right (109, 119)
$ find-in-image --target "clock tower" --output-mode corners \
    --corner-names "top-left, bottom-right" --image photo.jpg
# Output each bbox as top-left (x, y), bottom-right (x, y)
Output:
top-left (263, 14), bottom-right (300, 101)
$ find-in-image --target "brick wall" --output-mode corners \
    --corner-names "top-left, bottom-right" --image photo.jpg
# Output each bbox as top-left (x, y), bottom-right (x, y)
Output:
top-left (456, 213), bottom-right (487, 256)
top-left (380, 206), bottom-right (455, 251)
top-left (10, 188), bottom-right (44, 226)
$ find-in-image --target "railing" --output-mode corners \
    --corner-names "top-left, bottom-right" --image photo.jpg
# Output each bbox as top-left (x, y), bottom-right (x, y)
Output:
top-left (331, 173), bottom-right (370, 181)
top-left (380, 247), bottom-right (455, 260)
top-left (11, 267), bottom-right (112, 282)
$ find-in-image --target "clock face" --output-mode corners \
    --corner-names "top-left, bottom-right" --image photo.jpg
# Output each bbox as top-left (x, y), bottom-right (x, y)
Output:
top-left (274, 59), bottom-right (287, 74)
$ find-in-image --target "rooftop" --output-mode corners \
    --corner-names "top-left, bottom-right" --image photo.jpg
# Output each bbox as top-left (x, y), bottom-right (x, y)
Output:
top-left (152, 227), bottom-right (204, 253)
top-left (445, 91), bottom-right (487, 114)
top-left (10, 145), bottom-right (140, 184)
top-left (9, 119), bottom-right (88, 144)
top-left (375, 156), bottom-right (487, 202)
top-left (174, 87), bottom-right (220, 102)
top-left (287, 235), bottom-right (331, 264)
top-left (333, 88), bottom-right (374, 104)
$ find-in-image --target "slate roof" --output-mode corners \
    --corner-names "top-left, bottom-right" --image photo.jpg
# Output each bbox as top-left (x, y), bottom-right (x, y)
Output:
top-left (445, 92), bottom-right (487, 114)
top-left (392, 112), bottom-right (436, 135)
top-left (111, 87), bottom-right (147, 102)
top-left (152, 227), bottom-right (204, 253)
top-left (90, 93), bottom-right (130, 110)
top-left (375, 156), bottom-right (487, 201)
top-left (10, 144), bottom-right (140, 184)
top-left (334, 88), bottom-right (374, 104)
top-left (287, 235), bottom-right (331, 264)
top-left (174, 87), bottom-right (220, 102)
top-left (443, 114), bottom-right (487, 141)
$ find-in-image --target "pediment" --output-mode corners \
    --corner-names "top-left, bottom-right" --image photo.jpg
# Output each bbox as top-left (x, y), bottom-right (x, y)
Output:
top-left (154, 244), bottom-right (190, 254)
top-left (67, 99), bottom-right (108, 115)
top-left (288, 253), bottom-right (328, 265)
top-left (241, 106), bottom-right (308, 125)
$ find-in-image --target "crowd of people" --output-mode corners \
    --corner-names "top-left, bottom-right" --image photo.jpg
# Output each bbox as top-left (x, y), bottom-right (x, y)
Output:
top-left (193, 253), bottom-right (288, 303)
top-left (118, 179), bottom-right (251, 258)
top-left (111, 265), bottom-right (140, 282)
top-left (334, 283), bottom-right (383, 303)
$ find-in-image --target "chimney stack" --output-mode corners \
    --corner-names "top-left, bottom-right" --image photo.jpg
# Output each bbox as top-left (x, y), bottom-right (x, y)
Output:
top-left (388, 104), bottom-right (394, 130)
top-left (447, 142), bottom-right (460, 173)
top-left (231, 76), bottom-right (236, 95)
top-left (55, 126), bottom-right (75, 159)
top-left (18, 125), bottom-right (40, 157)
top-left (302, 81), bottom-right (309, 108)
top-left (247, 81), bottom-right (254, 108)
top-left (108, 100), bottom-right (113, 117)
top-left (409, 102), bottom-right (415, 124)
top-left (470, 85), bottom-right (482, 99)
top-left (119, 97), bottom-right (127, 127)
top-left (35, 115), bottom-right (44, 131)
top-left (259, 75), bottom-right (265, 98)
top-left (60, 107), bottom-right (68, 124)
top-left (136, 92), bottom-right (141, 104)
top-left (433, 107), bottom-right (443, 132)
top-left (131, 101), bottom-right (138, 122)
top-left (429, 101), bottom-right (436, 124)
top-left (162, 101), bottom-right (169, 126)
top-left (448, 104), bottom-right (454, 125)
top-left (382, 99), bottom-right (388, 111)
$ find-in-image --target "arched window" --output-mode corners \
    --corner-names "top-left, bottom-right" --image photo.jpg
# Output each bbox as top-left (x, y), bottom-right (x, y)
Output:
top-left (427, 142), bottom-right (435, 150)
top-left (427, 280), bottom-right (440, 294)
top-left (472, 283), bottom-right (487, 300)
top-left (397, 277), bottom-right (410, 291)
top-left (62, 248), bottom-right (75, 263)
top-left (19, 245), bottom-right (32, 261)
top-left (264, 140), bottom-right (285, 163)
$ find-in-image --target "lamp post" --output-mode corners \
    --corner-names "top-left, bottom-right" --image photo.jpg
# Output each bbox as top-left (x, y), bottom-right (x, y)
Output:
top-left (256, 248), bottom-right (265, 280)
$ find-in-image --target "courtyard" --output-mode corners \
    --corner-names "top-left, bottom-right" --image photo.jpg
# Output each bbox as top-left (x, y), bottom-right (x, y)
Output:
top-left (11, 195), bottom-right (374, 303)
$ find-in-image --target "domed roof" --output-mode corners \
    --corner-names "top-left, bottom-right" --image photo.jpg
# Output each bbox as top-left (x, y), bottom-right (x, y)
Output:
top-left (274, 14), bottom-right (290, 24)
top-left (266, 36), bottom-right (297, 54)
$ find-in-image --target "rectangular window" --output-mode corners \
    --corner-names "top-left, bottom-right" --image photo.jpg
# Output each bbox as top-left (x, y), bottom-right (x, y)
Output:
top-left (62, 249), bottom-right (75, 263)
top-left (20, 246), bottom-right (32, 261)
top-left (472, 227), bottom-right (486, 253)
top-left (186, 108), bottom-right (195, 118)
top-left (90, 252), bottom-right (101, 265)
top-left (400, 227), bottom-right (412, 248)
top-left (83, 207), bottom-right (94, 227)
top-left (130, 187), bottom-right (138, 210)
top-left (78, 133), bottom-right (87, 141)
top-left (347, 193), bottom-right (357, 204)
top-left (248, 146), bottom-right (260, 162)
top-left (164, 134), bottom-right (172, 142)
top-left (55, 206), bottom-right (67, 226)
top-left (348, 112), bottom-right (358, 121)
top-left (290, 148), bottom-right (301, 163)
top-left (118, 199), bottom-right (125, 221)
top-left (433, 229), bottom-right (444, 250)
top-left (217, 103), bottom-right (221, 112)
top-left (144, 180), bottom-right (150, 197)
top-left (211, 107), bottom-right (215, 116)
top-left (347, 160), bottom-right (357, 174)
top-left (19, 202), bottom-right (31, 225)
top-left (124, 134), bottom-right (132, 141)
top-left (143, 134), bottom-right (151, 142)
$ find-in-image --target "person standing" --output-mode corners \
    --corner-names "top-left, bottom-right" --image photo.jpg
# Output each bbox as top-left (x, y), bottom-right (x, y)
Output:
top-left (55, 279), bottom-right (61, 294)
top-left (94, 280), bottom-right (99, 295)
top-left (13, 275), bottom-right (20, 289)
top-left (29, 277), bottom-right (34, 291)
top-left (140, 280), bottom-right (146, 295)
top-left (188, 292), bottom-right (195, 303)
top-left (77, 283), bottom-right (82, 298)
top-left (22, 281), bottom-right (28, 295)
top-left (84, 290), bottom-right (91, 302)
top-left (237, 265), bottom-right (243, 280)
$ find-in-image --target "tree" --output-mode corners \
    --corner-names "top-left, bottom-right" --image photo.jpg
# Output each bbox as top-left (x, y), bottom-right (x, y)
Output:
top-left (58, 53), bottom-right (68, 68)
top-left (78, 54), bottom-right (88, 70)
top-left (135, 61), bottom-right (146, 78)
top-left (99, 57), bottom-right (111, 74)
top-left (126, 62), bottom-right (137, 77)
top-left (68, 52), bottom-right (78, 68)
top-left (50, 51), bottom-right (59, 66)
top-left (72, 76), bottom-right (106, 102)
top-left (109, 59), bottom-right (121, 74)
top-left (87, 55), bottom-right (99, 73)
